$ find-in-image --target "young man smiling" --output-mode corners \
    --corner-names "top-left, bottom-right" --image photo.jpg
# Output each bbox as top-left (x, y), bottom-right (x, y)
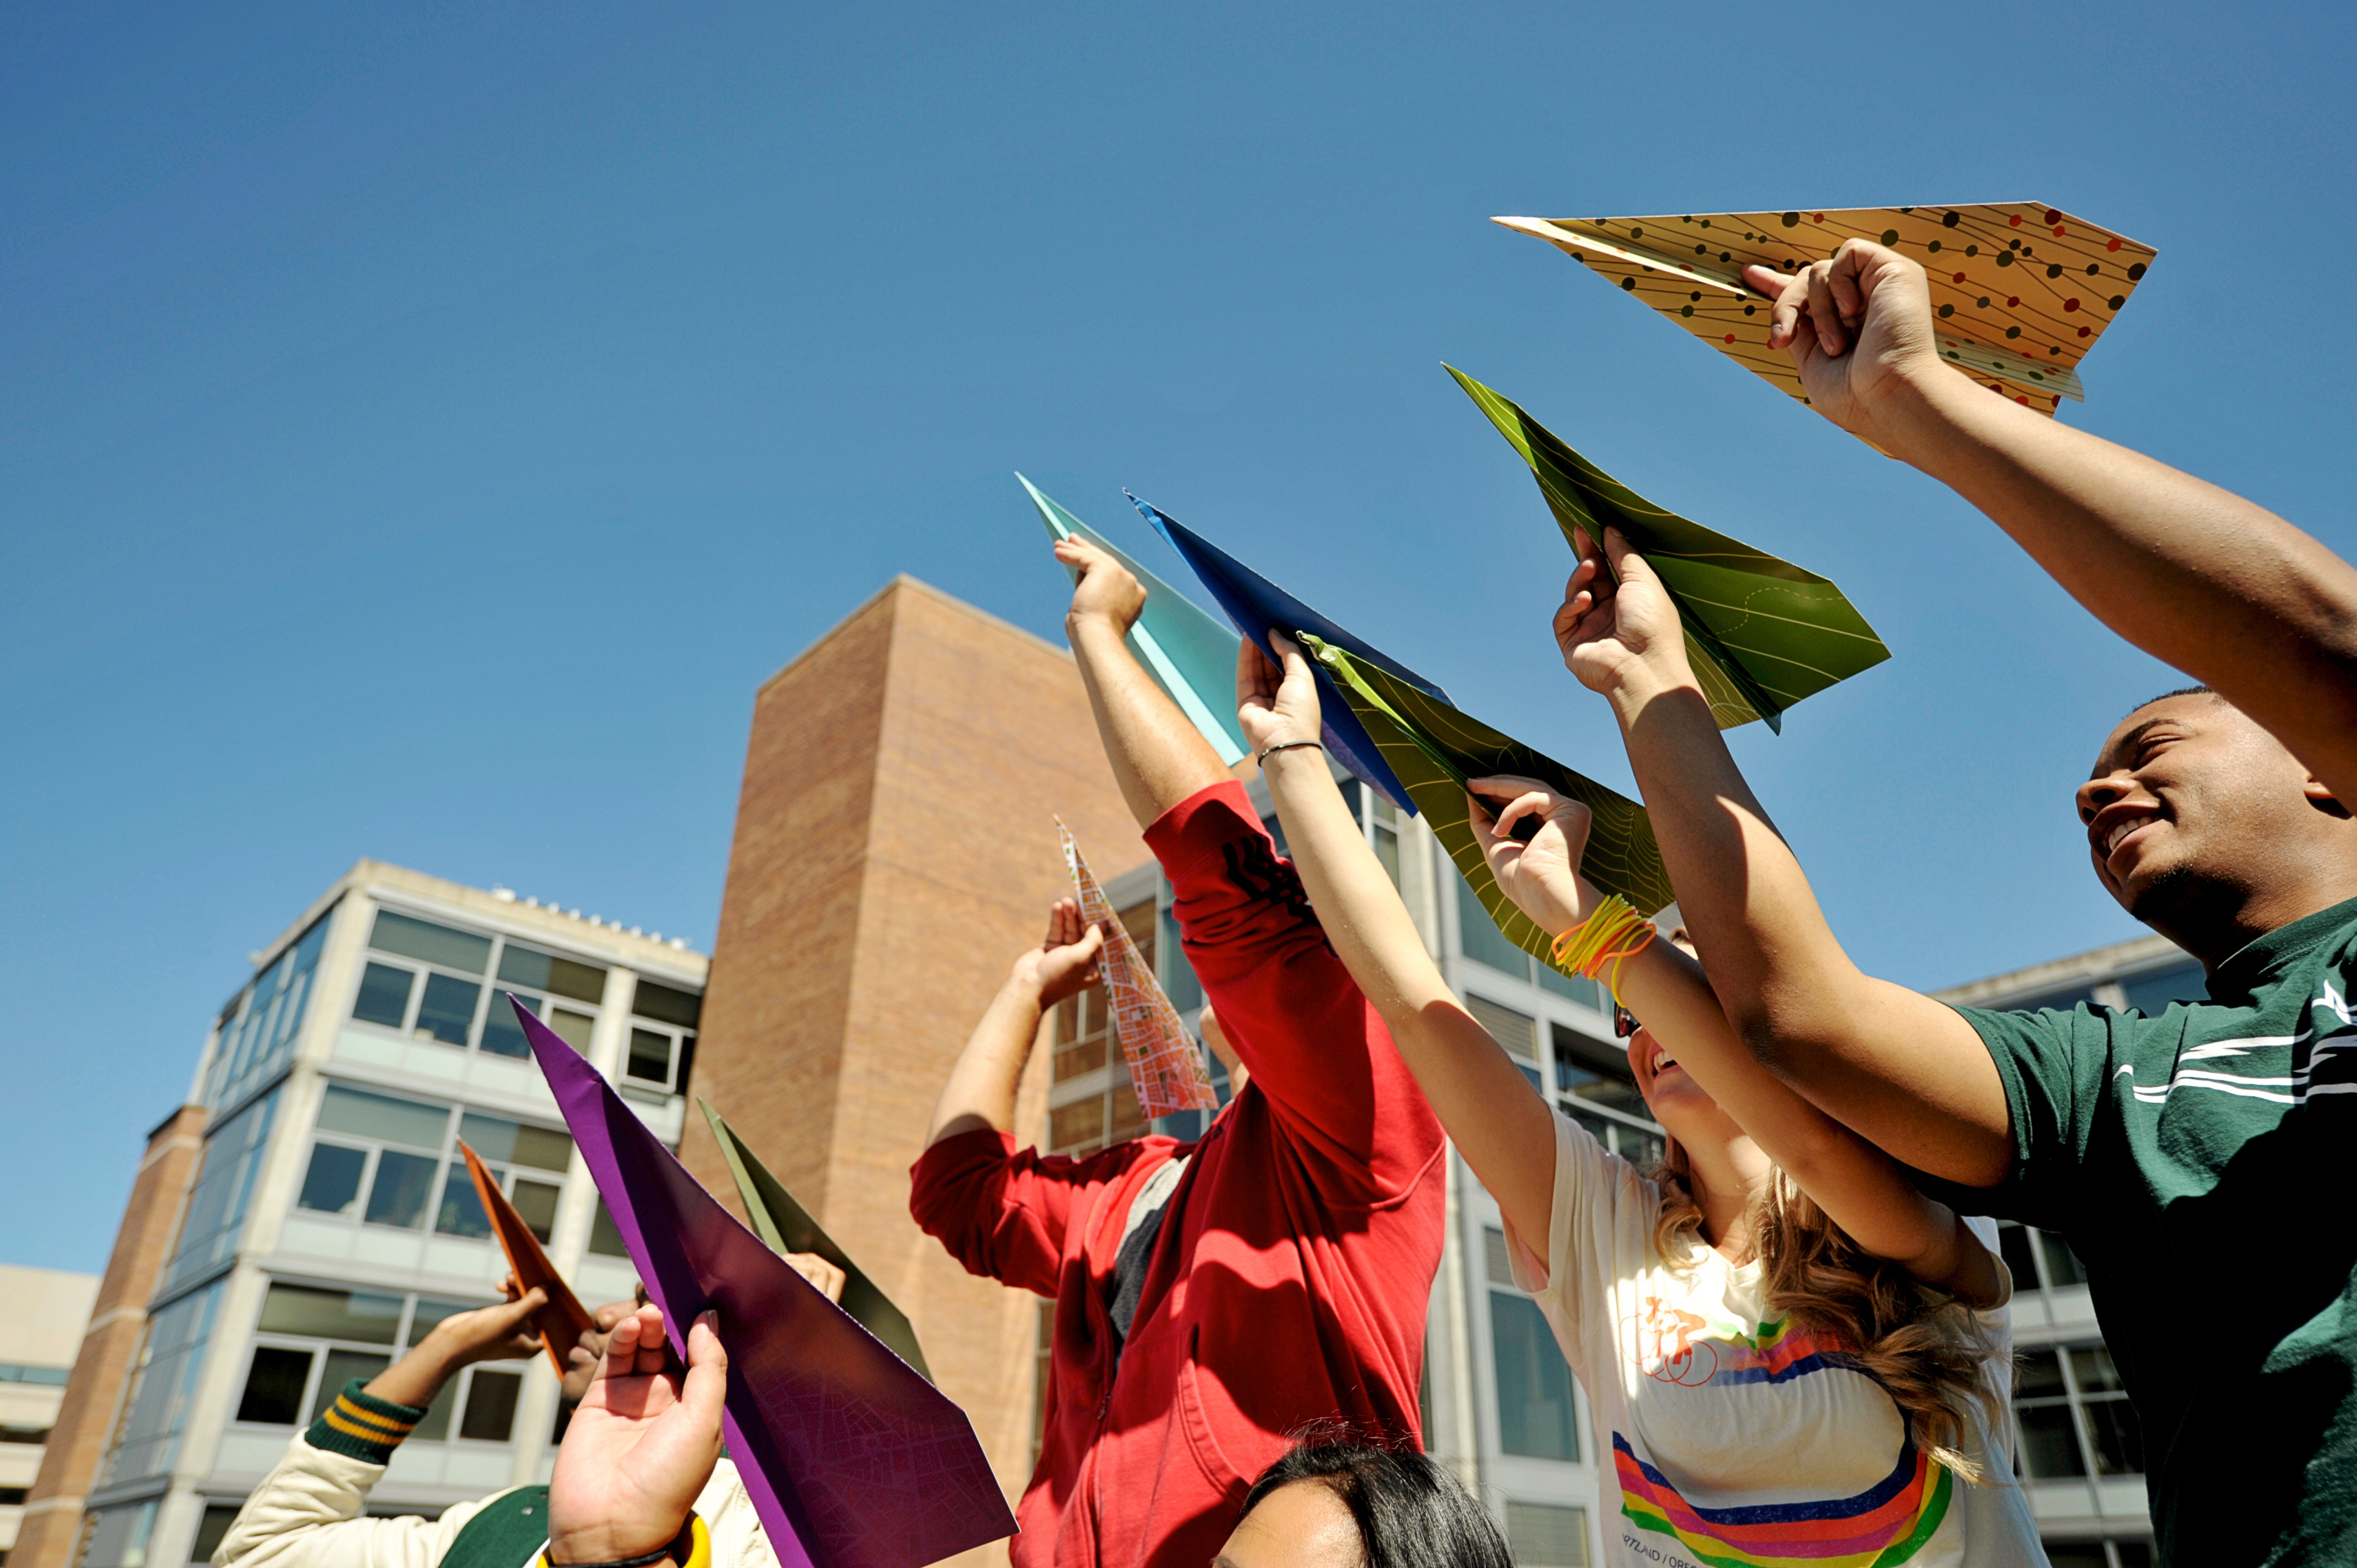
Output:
top-left (1547, 236), bottom-right (2357, 1565)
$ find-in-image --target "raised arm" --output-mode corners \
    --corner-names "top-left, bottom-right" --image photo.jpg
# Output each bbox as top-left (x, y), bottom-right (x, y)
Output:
top-left (1241, 634), bottom-right (1555, 1249)
top-left (925, 900), bottom-right (1104, 1147)
top-left (1468, 781), bottom-right (1999, 1301)
top-left (1747, 240), bottom-right (2357, 806)
top-left (1058, 536), bottom-right (1236, 828)
top-left (1557, 529), bottom-right (2015, 1187)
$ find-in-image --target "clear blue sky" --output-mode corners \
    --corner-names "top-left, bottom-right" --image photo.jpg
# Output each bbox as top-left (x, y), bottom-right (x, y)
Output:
top-left (6, 2), bottom-right (2351, 1272)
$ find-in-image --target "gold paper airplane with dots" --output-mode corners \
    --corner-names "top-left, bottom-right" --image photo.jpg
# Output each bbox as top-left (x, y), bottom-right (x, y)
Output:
top-left (1496, 205), bottom-right (2157, 419)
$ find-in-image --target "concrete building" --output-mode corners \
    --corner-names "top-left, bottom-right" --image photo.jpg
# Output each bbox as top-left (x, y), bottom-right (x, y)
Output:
top-left (53, 865), bottom-right (706, 1568)
top-left (0, 1266), bottom-right (101, 1564)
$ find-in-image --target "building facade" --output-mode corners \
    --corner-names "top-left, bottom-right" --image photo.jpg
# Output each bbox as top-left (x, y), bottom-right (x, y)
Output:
top-left (61, 864), bottom-right (706, 1568)
top-left (0, 1266), bottom-right (101, 1564)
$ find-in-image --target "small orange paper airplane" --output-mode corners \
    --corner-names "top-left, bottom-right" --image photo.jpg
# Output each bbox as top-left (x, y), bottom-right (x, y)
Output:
top-left (459, 1140), bottom-right (597, 1376)
top-left (1495, 204), bottom-right (2157, 420)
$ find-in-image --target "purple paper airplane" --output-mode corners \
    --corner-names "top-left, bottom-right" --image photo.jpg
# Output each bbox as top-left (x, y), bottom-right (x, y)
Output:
top-left (515, 998), bottom-right (1016, 1568)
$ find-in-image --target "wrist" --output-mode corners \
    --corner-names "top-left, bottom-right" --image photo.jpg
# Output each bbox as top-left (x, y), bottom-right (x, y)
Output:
top-left (1064, 608), bottom-right (1136, 646)
top-left (1599, 660), bottom-right (1701, 725)
top-left (548, 1515), bottom-right (696, 1568)
top-left (1255, 736), bottom-right (1324, 771)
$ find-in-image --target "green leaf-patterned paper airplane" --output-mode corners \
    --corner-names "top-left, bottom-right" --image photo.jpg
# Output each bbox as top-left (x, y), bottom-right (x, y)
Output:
top-left (1019, 474), bottom-right (1248, 766)
top-left (699, 1101), bottom-right (933, 1382)
top-left (1448, 366), bottom-right (1890, 733)
top-left (1305, 637), bottom-right (1677, 960)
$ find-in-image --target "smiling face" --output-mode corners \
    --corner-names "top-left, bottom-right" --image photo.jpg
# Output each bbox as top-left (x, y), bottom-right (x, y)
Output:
top-left (1627, 1018), bottom-right (1747, 1154)
top-left (2077, 692), bottom-right (2355, 955)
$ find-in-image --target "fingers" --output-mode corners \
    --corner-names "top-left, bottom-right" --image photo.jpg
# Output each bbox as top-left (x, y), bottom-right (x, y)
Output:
top-left (1765, 268), bottom-right (1812, 351)
top-left (1465, 792), bottom-right (1505, 858)
top-left (604, 1303), bottom-right (668, 1378)
top-left (1488, 790), bottom-right (1557, 843)
top-left (677, 1310), bottom-right (729, 1431)
top-left (1804, 262), bottom-right (1847, 357)
top-left (1051, 535), bottom-right (1103, 571)
top-left (1826, 241), bottom-right (1869, 331)
top-left (594, 1301), bottom-right (634, 1330)
top-left (1042, 896), bottom-right (1080, 950)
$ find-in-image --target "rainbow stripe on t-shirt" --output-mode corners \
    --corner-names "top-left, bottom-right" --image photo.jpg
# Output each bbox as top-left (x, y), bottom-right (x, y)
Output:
top-left (1615, 1433), bottom-right (1952, 1568)
top-left (1710, 1315), bottom-right (1862, 1386)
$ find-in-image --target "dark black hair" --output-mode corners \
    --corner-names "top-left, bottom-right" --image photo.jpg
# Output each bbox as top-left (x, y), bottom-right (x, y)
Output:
top-left (1236, 1436), bottom-right (1513, 1568)
top-left (2124, 684), bottom-right (2217, 720)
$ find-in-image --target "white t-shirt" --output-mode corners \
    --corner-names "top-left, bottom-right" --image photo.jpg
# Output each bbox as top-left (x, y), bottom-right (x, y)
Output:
top-left (1512, 1109), bottom-right (2045, 1568)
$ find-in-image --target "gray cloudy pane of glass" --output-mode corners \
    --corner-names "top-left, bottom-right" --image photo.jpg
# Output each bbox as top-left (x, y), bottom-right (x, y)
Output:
top-left (627, 1028), bottom-right (675, 1082)
top-left (498, 942), bottom-right (609, 1004)
top-left (317, 1085), bottom-right (450, 1149)
top-left (307, 1350), bottom-right (390, 1422)
top-left (351, 962), bottom-right (414, 1028)
top-left (632, 977), bottom-right (701, 1028)
top-left (435, 1170), bottom-right (495, 1238)
top-left (369, 911), bottom-right (492, 974)
top-left (408, 1297), bottom-right (486, 1346)
top-left (297, 1144), bottom-right (366, 1215)
top-left (414, 974), bottom-right (481, 1045)
top-left (364, 1151), bottom-right (437, 1229)
top-left (2119, 962), bottom-right (2206, 1016)
top-left (258, 1283), bottom-right (405, 1343)
top-left (478, 994), bottom-right (540, 1058)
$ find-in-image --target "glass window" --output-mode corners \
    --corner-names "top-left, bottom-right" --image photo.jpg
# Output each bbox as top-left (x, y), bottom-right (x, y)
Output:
top-left (626, 1028), bottom-right (678, 1086)
top-left (191, 1504), bottom-right (244, 1566)
top-left (316, 1086), bottom-right (449, 1150)
top-left (363, 1152), bottom-right (438, 1228)
top-left (106, 1283), bottom-right (224, 1482)
top-left (351, 962), bottom-right (416, 1029)
top-left (548, 1008), bottom-right (596, 1052)
top-left (1504, 1500), bottom-right (1589, 1567)
top-left (81, 1499), bottom-right (158, 1568)
top-left (1108, 1079), bottom-right (1147, 1143)
top-left (500, 944), bottom-right (609, 1004)
top-left (459, 1113), bottom-right (573, 1172)
top-left (631, 978), bottom-right (702, 1029)
top-left (1490, 1291), bottom-right (1578, 1461)
top-left (306, 1350), bottom-right (391, 1422)
top-left (1053, 989), bottom-right (1109, 1084)
top-left (167, 1090), bottom-right (281, 1288)
top-left (1049, 1099), bottom-right (1105, 1155)
top-left (2040, 1230), bottom-right (2090, 1287)
top-left (259, 1285), bottom-right (404, 1344)
top-left (204, 910), bottom-right (334, 1110)
top-left (1457, 878), bottom-right (1536, 979)
top-left (588, 1199), bottom-right (632, 1257)
top-left (2119, 961), bottom-right (2205, 1017)
top-left (459, 1370), bottom-right (523, 1442)
top-left (1466, 996), bottom-right (1536, 1062)
top-left (296, 1144), bottom-right (367, 1217)
top-left (478, 993), bottom-right (541, 1058)
top-left (234, 1346), bottom-right (313, 1424)
top-left (369, 911), bottom-right (492, 974)
top-left (1535, 964), bottom-right (1602, 1005)
top-left (413, 974), bottom-right (483, 1046)
top-left (1995, 1220), bottom-right (2041, 1291)
top-left (1158, 903), bottom-right (1202, 1013)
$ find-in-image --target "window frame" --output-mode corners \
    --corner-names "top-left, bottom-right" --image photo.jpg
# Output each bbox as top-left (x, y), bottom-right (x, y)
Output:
top-left (292, 1084), bottom-right (572, 1244)
top-left (2011, 1337), bottom-right (2143, 1483)
top-left (230, 1283), bottom-right (527, 1447)
top-left (344, 906), bottom-right (605, 1062)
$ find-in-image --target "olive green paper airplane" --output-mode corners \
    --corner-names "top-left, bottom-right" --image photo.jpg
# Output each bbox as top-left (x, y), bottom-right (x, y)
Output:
top-left (699, 1101), bottom-right (933, 1382)
top-left (1305, 637), bottom-right (1677, 955)
top-left (1492, 204), bottom-right (2156, 420)
top-left (1448, 366), bottom-right (1890, 733)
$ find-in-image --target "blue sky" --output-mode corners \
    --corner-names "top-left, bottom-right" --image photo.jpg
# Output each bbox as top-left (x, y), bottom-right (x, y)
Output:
top-left (6, 2), bottom-right (2351, 1271)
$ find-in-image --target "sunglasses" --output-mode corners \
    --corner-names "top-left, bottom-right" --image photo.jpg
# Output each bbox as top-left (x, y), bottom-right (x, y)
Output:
top-left (1613, 1005), bottom-right (1639, 1039)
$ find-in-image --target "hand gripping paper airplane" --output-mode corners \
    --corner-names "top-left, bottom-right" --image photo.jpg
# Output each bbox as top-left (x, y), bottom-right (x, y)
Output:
top-left (1305, 637), bottom-right (1676, 943)
top-left (512, 1000), bottom-right (1015, 1568)
top-left (1449, 366), bottom-right (1890, 733)
top-left (1058, 821), bottom-right (1219, 1117)
top-left (698, 1101), bottom-right (933, 1382)
top-left (1128, 493), bottom-right (1449, 814)
top-left (1020, 474), bottom-right (1248, 766)
top-left (1493, 204), bottom-right (2156, 419)
top-left (455, 1140), bottom-right (597, 1376)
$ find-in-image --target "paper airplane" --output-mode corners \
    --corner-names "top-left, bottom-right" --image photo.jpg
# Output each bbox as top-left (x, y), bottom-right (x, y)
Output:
top-left (1058, 821), bottom-right (1219, 1118)
top-left (1494, 204), bottom-right (2155, 418)
top-left (1129, 492), bottom-right (1449, 813)
top-left (515, 1000), bottom-right (1015, 1568)
top-left (698, 1101), bottom-right (933, 1383)
top-left (456, 1139), bottom-right (598, 1378)
top-left (1306, 637), bottom-right (1676, 935)
top-left (1449, 367), bottom-right (1890, 732)
top-left (1019, 476), bottom-right (1248, 766)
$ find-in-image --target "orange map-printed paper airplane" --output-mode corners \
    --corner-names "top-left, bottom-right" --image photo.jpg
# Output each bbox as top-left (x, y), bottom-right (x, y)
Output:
top-left (1495, 204), bottom-right (2156, 419)
top-left (458, 1140), bottom-right (597, 1376)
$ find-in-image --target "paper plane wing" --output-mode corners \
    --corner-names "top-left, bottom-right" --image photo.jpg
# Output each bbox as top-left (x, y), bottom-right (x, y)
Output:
top-left (697, 1101), bottom-right (934, 1383)
top-left (1494, 203), bottom-right (2155, 419)
top-left (1020, 475), bottom-right (1248, 767)
top-left (457, 1139), bottom-right (598, 1378)
top-left (516, 1000), bottom-right (1015, 1568)
top-left (1057, 822), bottom-right (1219, 1118)
top-left (1308, 638), bottom-right (1677, 942)
top-left (1128, 492), bottom-right (1448, 812)
top-left (1448, 367), bottom-right (1890, 731)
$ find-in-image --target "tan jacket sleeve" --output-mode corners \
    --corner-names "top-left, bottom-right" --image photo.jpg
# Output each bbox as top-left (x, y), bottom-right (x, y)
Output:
top-left (213, 1432), bottom-right (505, 1568)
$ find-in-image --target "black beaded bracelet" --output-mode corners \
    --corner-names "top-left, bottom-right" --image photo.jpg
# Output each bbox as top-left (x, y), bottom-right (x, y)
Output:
top-left (549, 1517), bottom-right (696, 1568)
top-left (1256, 739), bottom-right (1324, 766)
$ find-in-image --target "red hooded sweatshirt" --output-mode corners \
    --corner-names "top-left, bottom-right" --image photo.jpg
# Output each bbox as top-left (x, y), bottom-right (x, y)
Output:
top-left (910, 782), bottom-right (1447, 1568)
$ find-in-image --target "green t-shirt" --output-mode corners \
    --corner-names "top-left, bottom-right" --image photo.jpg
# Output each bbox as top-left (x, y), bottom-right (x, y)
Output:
top-left (1935, 895), bottom-right (2357, 1567)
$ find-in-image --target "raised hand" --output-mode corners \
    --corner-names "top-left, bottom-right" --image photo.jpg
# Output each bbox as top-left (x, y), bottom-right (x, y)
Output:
top-left (561, 1300), bottom-right (638, 1405)
top-left (1740, 239), bottom-right (1941, 443)
top-left (1056, 535), bottom-right (1148, 636)
top-left (1236, 631), bottom-right (1321, 757)
top-left (548, 1305), bottom-right (727, 1566)
top-left (1012, 898), bottom-right (1107, 1007)
top-left (1552, 528), bottom-right (1696, 702)
top-left (1465, 778), bottom-right (1598, 936)
top-left (362, 1284), bottom-right (547, 1409)
top-left (784, 1252), bottom-right (848, 1304)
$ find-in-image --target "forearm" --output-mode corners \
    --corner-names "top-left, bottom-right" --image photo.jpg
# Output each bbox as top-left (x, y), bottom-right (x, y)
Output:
top-left (362, 1339), bottom-right (462, 1411)
top-left (1263, 748), bottom-right (1555, 1242)
top-left (925, 974), bottom-right (1044, 1146)
top-left (1880, 363), bottom-right (2357, 795)
top-left (1609, 674), bottom-right (2011, 1182)
top-left (1068, 615), bottom-right (1232, 829)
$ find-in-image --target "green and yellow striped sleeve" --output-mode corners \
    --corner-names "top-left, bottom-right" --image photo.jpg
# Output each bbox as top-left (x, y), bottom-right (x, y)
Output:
top-left (305, 1379), bottom-right (427, 1464)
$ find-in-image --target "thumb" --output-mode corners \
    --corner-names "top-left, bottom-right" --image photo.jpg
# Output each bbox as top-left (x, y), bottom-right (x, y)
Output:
top-left (1601, 528), bottom-right (1660, 592)
top-left (679, 1311), bottom-right (728, 1430)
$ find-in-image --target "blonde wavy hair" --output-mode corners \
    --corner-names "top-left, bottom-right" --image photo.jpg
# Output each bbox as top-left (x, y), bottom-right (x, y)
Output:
top-left (1648, 1138), bottom-right (2004, 1481)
